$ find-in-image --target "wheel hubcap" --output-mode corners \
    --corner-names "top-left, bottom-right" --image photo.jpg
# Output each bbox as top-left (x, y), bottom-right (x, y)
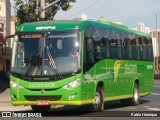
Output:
top-left (134, 87), bottom-right (138, 101)
top-left (95, 92), bottom-right (100, 106)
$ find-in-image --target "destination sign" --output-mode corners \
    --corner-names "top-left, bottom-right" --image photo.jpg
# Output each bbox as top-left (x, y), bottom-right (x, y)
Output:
top-left (21, 34), bottom-right (42, 39)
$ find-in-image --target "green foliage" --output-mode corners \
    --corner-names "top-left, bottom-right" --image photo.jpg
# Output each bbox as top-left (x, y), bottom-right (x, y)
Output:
top-left (14, 0), bottom-right (76, 26)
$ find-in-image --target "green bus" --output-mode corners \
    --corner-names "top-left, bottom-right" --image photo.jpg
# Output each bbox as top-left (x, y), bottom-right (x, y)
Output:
top-left (10, 19), bottom-right (154, 111)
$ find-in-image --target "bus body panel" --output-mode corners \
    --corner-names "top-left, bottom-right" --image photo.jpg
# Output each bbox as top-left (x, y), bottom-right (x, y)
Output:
top-left (10, 20), bottom-right (154, 109)
top-left (82, 59), bottom-right (153, 102)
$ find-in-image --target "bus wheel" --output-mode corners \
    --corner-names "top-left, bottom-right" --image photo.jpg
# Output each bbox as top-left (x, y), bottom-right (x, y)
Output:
top-left (80, 87), bottom-right (103, 112)
top-left (132, 83), bottom-right (139, 105)
top-left (31, 105), bottom-right (51, 111)
top-left (92, 87), bottom-right (104, 112)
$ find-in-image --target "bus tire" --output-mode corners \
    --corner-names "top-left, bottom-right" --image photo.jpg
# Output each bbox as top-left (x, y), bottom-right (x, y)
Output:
top-left (92, 87), bottom-right (104, 112)
top-left (80, 87), bottom-right (104, 112)
top-left (31, 105), bottom-right (51, 111)
top-left (132, 83), bottom-right (139, 106)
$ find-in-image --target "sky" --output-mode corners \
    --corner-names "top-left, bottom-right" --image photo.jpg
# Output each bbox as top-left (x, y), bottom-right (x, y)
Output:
top-left (10, 0), bottom-right (160, 29)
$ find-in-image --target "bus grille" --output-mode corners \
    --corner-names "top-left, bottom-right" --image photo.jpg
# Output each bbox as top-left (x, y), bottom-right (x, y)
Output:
top-left (24, 95), bottom-right (62, 101)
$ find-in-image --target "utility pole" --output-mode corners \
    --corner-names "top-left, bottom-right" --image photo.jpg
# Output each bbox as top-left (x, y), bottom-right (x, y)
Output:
top-left (36, 0), bottom-right (62, 20)
top-left (40, 0), bottom-right (45, 20)
top-left (36, 0), bottom-right (39, 21)
top-left (156, 14), bottom-right (159, 73)
top-left (41, 0), bottom-right (61, 12)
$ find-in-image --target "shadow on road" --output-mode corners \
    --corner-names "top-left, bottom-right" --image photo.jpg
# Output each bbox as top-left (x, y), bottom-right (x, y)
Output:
top-left (139, 99), bottom-right (150, 105)
top-left (0, 77), bottom-right (10, 94)
top-left (16, 99), bottom-right (151, 117)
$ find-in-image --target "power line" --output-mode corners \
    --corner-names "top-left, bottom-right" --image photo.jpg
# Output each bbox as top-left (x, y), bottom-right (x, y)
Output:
top-left (61, 0), bottom-right (101, 19)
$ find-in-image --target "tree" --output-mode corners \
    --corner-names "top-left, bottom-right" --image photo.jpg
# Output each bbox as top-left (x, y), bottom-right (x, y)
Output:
top-left (14, 0), bottom-right (76, 26)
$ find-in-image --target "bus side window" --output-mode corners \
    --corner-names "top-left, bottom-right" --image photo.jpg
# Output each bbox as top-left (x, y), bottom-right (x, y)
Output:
top-left (139, 37), bottom-right (147, 60)
top-left (128, 34), bottom-right (132, 59)
top-left (105, 29), bottom-right (110, 58)
top-left (94, 28), bottom-right (102, 60)
top-left (101, 38), bottom-right (109, 58)
top-left (123, 33), bottom-right (132, 59)
top-left (142, 37), bottom-right (148, 60)
top-left (109, 30), bottom-right (119, 58)
top-left (146, 38), bottom-right (153, 60)
top-left (84, 26), bottom-right (96, 63)
top-left (94, 28), bottom-right (109, 59)
top-left (136, 37), bottom-right (141, 60)
top-left (131, 36), bottom-right (140, 60)
top-left (116, 31), bottom-right (123, 58)
top-left (86, 38), bottom-right (94, 63)
top-left (122, 34), bottom-right (127, 59)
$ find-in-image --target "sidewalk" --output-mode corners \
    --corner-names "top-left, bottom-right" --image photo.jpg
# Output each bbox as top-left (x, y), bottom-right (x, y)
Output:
top-left (0, 91), bottom-right (31, 111)
top-left (0, 88), bottom-right (31, 111)
top-left (0, 88), bottom-right (11, 102)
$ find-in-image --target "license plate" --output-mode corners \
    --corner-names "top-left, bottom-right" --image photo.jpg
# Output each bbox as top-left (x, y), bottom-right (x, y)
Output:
top-left (37, 100), bottom-right (49, 106)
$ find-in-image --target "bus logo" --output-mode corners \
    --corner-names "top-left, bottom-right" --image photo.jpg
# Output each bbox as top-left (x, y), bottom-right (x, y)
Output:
top-left (40, 89), bottom-right (45, 94)
top-left (36, 26), bottom-right (56, 30)
top-left (114, 61), bottom-right (123, 82)
top-left (28, 83), bottom-right (55, 89)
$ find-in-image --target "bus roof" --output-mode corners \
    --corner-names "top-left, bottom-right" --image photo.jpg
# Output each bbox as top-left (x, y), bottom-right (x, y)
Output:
top-left (16, 20), bottom-right (150, 37)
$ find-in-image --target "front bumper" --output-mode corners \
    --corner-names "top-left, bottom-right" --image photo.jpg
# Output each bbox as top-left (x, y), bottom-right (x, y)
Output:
top-left (10, 83), bottom-right (94, 106)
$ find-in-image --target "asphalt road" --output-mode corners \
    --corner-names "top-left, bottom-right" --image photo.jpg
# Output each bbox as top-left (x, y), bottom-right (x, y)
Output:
top-left (0, 80), bottom-right (160, 119)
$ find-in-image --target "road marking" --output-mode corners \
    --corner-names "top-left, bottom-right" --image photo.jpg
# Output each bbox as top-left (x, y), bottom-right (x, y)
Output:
top-left (143, 106), bottom-right (160, 111)
top-left (147, 108), bottom-right (160, 111)
top-left (151, 93), bottom-right (160, 96)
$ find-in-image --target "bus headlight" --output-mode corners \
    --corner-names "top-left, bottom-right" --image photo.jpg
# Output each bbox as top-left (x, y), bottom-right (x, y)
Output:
top-left (63, 78), bottom-right (81, 90)
top-left (10, 81), bottom-right (24, 90)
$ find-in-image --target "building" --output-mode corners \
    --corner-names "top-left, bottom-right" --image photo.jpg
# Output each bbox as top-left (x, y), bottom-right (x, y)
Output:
top-left (150, 29), bottom-right (160, 74)
top-left (137, 22), bottom-right (145, 32)
top-left (131, 22), bottom-right (159, 73)
top-left (0, 0), bottom-right (11, 38)
top-left (144, 27), bottom-right (150, 34)
top-left (10, 16), bottom-right (16, 48)
top-left (131, 22), bottom-right (150, 34)
top-left (150, 29), bottom-right (160, 57)
top-left (0, 0), bottom-right (11, 77)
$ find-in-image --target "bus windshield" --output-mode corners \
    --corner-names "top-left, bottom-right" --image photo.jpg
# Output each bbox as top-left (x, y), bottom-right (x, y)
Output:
top-left (11, 30), bottom-right (81, 78)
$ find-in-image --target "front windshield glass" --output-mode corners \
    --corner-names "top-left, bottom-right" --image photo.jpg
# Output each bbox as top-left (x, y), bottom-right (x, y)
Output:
top-left (12, 33), bottom-right (44, 75)
top-left (43, 31), bottom-right (81, 76)
top-left (11, 30), bottom-right (81, 77)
